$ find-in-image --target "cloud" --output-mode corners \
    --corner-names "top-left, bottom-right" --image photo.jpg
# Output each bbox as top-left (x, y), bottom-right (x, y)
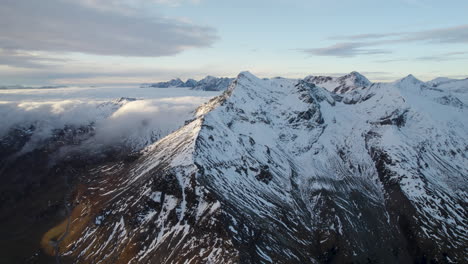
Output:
top-left (92, 98), bottom-right (200, 149)
top-left (0, 92), bottom-right (216, 153)
top-left (68, 0), bottom-right (203, 15)
top-left (304, 24), bottom-right (468, 58)
top-left (0, 0), bottom-right (217, 57)
top-left (374, 51), bottom-right (468, 63)
top-left (414, 52), bottom-right (468, 62)
top-left (0, 100), bottom-right (112, 148)
top-left (0, 49), bottom-right (70, 68)
top-left (329, 33), bottom-right (395, 40)
top-left (302, 42), bottom-right (391, 57)
top-left (76, 0), bottom-right (202, 10)
top-left (333, 24), bottom-right (468, 44)
top-left (401, 25), bottom-right (468, 44)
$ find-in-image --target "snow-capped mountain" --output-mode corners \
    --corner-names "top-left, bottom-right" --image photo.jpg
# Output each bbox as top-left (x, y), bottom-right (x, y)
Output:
top-left (141, 78), bottom-right (186, 88)
top-left (426, 77), bottom-right (468, 94)
top-left (184, 78), bottom-right (198, 88)
top-left (304, 71), bottom-right (371, 94)
top-left (141, 76), bottom-right (235, 91)
top-left (191, 76), bottom-right (235, 91)
top-left (1, 72), bottom-right (467, 263)
top-left (426, 77), bottom-right (459, 87)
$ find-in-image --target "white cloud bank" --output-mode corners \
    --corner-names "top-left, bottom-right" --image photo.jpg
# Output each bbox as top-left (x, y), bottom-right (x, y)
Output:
top-left (0, 87), bottom-right (220, 153)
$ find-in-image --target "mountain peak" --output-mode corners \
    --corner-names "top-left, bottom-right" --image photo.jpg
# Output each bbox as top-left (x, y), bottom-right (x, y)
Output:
top-left (192, 75), bottom-right (235, 91)
top-left (393, 74), bottom-right (425, 89)
top-left (349, 71), bottom-right (364, 77)
top-left (236, 71), bottom-right (260, 82)
top-left (404, 74), bottom-right (419, 81)
top-left (343, 71), bottom-right (371, 86)
top-left (237, 71), bottom-right (257, 78)
top-left (200, 75), bottom-right (217, 81)
top-left (304, 71), bottom-right (371, 94)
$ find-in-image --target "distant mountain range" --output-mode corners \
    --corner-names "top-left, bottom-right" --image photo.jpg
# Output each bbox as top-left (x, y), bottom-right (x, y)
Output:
top-left (141, 76), bottom-right (235, 91)
top-left (142, 72), bottom-right (468, 93)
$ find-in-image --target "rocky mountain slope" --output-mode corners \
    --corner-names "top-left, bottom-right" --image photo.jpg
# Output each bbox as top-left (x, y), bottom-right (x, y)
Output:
top-left (1, 72), bottom-right (467, 263)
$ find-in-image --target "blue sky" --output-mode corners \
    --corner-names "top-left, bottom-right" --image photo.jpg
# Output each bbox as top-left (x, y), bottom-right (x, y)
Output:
top-left (1, 0), bottom-right (467, 85)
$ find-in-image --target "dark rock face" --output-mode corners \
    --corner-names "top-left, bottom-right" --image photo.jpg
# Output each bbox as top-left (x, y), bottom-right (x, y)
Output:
top-left (1, 72), bottom-right (467, 263)
top-left (373, 110), bottom-right (408, 128)
top-left (435, 95), bottom-right (465, 108)
top-left (255, 165), bottom-right (273, 183)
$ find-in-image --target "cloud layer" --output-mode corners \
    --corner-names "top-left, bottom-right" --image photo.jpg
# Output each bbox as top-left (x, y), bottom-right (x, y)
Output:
top-left (0, 0), bottom-right (216, 57)
top-left (0, 87), bottom-right (218, 153)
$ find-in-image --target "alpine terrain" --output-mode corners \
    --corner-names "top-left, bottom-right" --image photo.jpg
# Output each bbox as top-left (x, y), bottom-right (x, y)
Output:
top-left (0, 72), bottom-right (467, 263)
top-left (141, 76), bottom-right (235, 91)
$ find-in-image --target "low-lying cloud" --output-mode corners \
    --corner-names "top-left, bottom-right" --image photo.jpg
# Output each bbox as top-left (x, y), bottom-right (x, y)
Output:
top-left (0, 94), bottom-right (215, 154)
top-left (91, 98), bottom-right (203, 150)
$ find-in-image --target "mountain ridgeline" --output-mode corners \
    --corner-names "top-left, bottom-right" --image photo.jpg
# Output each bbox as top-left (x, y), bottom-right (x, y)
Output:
top-left (141, 76), bottom-right (235, 91)
top-left (1, 72), bottom-right (467, 263)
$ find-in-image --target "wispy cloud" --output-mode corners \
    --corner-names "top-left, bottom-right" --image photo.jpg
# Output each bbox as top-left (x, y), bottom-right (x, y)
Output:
top-left (329, 33), bottom-right (396, 40)
top-left (70, 0), bottom-right (203, 14)
top-left (414, 51), bottom-right (468, 62)
top-left (332, 24), bottom-right (468, 44)
top-left (303, 24), bottom-right (468, 58)
top-left (0, 0), bottom-right (217, 58)
top-left (374, 51), bottom-right (468, 63)
top-left (0, 49), bottom-right (70, 69)
top-left (400, 25), bottom-right (468, 44)
top-left (302, 42), bottom-right (391, 57)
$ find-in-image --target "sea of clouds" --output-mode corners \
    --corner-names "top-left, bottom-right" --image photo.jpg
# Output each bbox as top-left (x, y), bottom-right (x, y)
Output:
top-left (0, 86), bottom-right (220, 153)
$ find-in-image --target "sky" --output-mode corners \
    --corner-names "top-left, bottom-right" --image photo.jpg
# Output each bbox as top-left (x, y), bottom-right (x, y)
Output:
top-left (1, 0), bottom-right (467, 85)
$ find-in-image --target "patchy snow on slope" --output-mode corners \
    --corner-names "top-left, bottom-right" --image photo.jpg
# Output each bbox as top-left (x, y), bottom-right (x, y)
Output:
top-left (190, 71), bottom-right (467, 262)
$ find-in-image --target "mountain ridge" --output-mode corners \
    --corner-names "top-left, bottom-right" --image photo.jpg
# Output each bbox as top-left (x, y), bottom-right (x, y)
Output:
top-left (1, 71), bottom-right (467, 263)
top-left (141, 76), bottom-right (235, 91)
